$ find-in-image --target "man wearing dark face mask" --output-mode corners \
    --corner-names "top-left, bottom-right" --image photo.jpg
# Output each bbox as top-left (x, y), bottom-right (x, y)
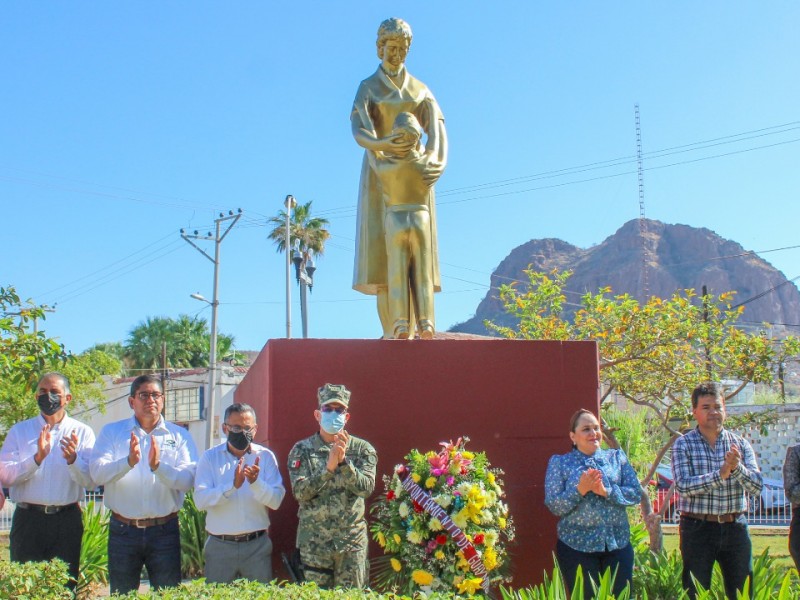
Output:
top-left (287, 383), bottom-right (377, 589)
top-left (0, 372), bottom-right (95, 590)
top-left (194, 403), bottom-right (285, 583)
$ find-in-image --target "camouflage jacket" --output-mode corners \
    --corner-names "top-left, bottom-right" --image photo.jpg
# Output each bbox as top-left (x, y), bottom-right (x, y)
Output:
top-left (288, 432), bottom-right (377, 551)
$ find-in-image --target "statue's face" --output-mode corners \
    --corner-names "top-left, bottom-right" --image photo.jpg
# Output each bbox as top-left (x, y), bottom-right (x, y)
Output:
top-left (381, 38), bottom-right (408, 72)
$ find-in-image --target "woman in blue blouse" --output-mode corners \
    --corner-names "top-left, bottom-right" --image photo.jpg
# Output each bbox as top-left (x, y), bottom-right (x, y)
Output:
top-left (544, 409), bottom-right (641, 598)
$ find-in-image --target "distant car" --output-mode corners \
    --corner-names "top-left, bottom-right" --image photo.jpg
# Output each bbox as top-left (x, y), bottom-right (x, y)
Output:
top-left (749, 477), bottom-right (791, 515)
top-left (652, 463), bottom-right (678, 522)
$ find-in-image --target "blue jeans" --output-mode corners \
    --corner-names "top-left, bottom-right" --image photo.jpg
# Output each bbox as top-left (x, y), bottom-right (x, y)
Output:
top-left (679, 515), bottom-right (752, 599)
top-left (555, 539), bottom-right (634, 600)
top-left (108, 516), bottom-right (181, 595)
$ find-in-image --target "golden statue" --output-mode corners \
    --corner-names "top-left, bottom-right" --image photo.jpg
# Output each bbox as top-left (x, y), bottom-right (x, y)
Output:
top-left (351, 17), bottom-right (447, 339)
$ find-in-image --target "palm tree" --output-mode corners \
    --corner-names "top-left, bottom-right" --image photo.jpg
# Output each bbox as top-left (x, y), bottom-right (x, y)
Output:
top-left (123, 315), bottom-right (240, 372)
top-left (267, 200), bottom-right (330, 263)
top-left (268, 200), bottom-right (330, 337)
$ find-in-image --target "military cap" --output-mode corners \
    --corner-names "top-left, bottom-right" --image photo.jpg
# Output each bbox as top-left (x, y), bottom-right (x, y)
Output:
top-left (317, 383), bottom-right (351, 408)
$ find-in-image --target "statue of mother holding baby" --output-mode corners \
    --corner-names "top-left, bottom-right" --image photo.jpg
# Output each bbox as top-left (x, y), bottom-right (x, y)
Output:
top-left (350, 17), bottom-right (447, 339)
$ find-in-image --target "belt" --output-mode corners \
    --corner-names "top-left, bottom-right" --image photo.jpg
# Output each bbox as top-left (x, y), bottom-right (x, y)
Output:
top-left (210, 529), bottom-right (266, 543)
top-left (16, 502), bottom-right (78, 515)
top-left (112, 511), bottom-right (178, 528)
top-left (681, 512), bottom-right (743, 523)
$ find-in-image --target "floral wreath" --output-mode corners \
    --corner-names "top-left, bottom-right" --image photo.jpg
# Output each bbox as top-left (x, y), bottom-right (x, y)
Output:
top-left (370, 437), bottom-right (515, 597)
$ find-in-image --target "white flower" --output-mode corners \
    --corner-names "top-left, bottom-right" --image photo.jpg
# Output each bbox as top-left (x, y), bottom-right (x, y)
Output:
top-left (398, 502), bottom-right (410, 518)
top-left (435, 494), bottom-right (452, 508)
top-left (484, 530), bottom-right (499, 547)
top-left (457, 482), bottom-right (472, 496)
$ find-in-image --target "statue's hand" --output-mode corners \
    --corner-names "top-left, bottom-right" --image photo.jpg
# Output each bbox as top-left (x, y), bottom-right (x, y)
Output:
top-left (422, 156), bottom-right (445, 185)
top-left (374, 132), bottom-right (414, 154)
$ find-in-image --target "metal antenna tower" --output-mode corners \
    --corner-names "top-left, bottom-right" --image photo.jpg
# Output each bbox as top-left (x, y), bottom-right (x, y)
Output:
top-left (635, 104), bottom-right (649, 296)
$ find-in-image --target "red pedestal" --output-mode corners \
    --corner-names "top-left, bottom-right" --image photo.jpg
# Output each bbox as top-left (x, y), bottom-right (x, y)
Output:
top-left (234, 338), bottom-right (599, 588)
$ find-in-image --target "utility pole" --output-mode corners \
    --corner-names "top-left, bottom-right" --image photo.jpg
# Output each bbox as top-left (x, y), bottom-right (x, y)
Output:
top-left (181, 209), bottom-right (242, 450)
top-left (284, 195), bottom-right (296, 338)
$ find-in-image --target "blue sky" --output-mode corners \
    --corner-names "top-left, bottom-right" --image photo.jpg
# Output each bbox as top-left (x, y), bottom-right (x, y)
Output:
top-left (2, 2), bottom-right (799, 353)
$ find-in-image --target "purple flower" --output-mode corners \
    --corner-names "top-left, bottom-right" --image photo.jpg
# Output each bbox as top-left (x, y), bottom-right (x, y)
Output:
top-left (447, 476), bottom-right (455, 486)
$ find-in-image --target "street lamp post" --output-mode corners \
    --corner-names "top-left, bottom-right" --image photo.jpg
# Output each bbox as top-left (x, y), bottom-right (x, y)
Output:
top-left (284, 194), bottom-right (296, 339)
top-left (292, 251), bottom-right (316, 338)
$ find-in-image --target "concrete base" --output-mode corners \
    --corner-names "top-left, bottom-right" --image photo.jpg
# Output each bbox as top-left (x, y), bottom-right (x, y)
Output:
top-left (234, 337), bottom-right (599, 588)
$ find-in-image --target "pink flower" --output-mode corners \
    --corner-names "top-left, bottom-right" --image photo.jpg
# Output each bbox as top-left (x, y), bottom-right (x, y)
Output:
top-left (447, 476), bottom-right (455, 486)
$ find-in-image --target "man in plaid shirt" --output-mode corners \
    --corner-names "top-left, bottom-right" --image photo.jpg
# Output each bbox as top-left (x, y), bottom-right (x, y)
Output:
top-left (673, 382), bottom-right (762, 599)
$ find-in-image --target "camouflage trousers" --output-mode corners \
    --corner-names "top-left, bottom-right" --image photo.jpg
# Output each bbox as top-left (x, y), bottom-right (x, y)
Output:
top-left (300, 542), bottom-right (368, 589)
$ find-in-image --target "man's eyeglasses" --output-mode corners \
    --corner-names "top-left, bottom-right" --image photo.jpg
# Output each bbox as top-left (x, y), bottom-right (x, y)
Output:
top-left (320, 405), bottom-right (347, 414)
top-left (225, 425), bottom-right (256, 434)
top-left (136, 392), bottom-right (164, 400)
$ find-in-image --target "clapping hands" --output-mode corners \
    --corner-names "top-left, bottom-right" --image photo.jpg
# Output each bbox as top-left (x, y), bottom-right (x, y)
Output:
top-left (577, 468), bottom-right (608, 497)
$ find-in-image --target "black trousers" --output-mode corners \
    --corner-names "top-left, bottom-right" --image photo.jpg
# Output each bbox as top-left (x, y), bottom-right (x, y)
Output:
top-left (10, 504), bottom-right (83, 589)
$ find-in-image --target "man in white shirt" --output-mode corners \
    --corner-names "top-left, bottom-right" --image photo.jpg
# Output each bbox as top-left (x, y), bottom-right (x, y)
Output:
top-left (90, 374), bottom-right (197, 595)
top-left (194, 402), bottom-right (285, 583)
top-left (0, 372), bottom-right (95, 590)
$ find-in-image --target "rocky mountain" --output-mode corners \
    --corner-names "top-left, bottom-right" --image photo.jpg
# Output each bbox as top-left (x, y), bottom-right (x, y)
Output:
top-left (450, 219), bottom-right (800, 335)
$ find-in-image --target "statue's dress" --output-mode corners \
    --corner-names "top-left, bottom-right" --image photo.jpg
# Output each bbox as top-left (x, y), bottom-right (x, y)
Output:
top-left (350, 67), bottom-right (443, 295)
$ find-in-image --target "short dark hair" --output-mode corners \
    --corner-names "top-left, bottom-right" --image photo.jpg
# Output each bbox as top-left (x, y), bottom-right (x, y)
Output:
top-left (224, 403), bottom-right (256, 423)
top-left (130, 374), bottom-right (163, 397)
top-left (37, 372), bottom-right (71, 396)
top-left (691, 382), bottom-right (723, 408)
top-left (569, 408), bottom-right (595, 432)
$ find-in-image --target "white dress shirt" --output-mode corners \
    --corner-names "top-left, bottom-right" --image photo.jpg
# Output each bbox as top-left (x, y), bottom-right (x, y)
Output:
top-left (0, 413), bottom-right (95, 505)
top-left (90, 416), bottom-right (197, 518)
top-left (194, 441), bottom-right (285, 535)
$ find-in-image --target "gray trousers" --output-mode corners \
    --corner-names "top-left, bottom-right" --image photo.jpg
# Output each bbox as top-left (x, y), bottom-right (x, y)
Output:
top-left (203, 532), bottom-right (273, 584)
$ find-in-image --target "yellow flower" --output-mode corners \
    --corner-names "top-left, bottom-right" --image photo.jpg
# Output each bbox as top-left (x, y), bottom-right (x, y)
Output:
top-left (484, 531), bottom-right (499, 547)
top-left (498, 517), bottom-right (507, 529)
top-left (434, 550), bottom-right (445, 560)
top-left (452, 508), bottom-right (469, 529)
top-left (393, 533), bottom-right (402, 545)
top-left (376, 532), bottom-right (386, 548)
top-left (407, 530), bottom-right (422, 544)
top-left (428, 518), bottom-right (443, 532)
top-left (411, 473), bottom-right (421, 483)
top-left (455, 551), bottom-right (470, 572)
top-left (462, 451), bottom-right (474, 460)
top-left (483, 546), bottom-right (498, 571)
top-left (412, 569), bottom-right (434, 586)
top-left (487, 471), bottom-right (496, 484)
top-left (457, 577), bottom-right (484, 595)
top-left (425, 476), bottom-right (437, 489)
top-left (391, 558), bottom-right (402, 572)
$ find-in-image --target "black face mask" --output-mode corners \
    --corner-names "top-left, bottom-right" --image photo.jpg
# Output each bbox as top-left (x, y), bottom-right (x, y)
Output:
top-left (227, 430), bottom-right (254, 452)
top-left (37, 391), bottom-right (62, 416)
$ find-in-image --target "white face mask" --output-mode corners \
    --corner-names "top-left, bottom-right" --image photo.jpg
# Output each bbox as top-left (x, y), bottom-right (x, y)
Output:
top-left (320, 410), bottom-right (346, 434)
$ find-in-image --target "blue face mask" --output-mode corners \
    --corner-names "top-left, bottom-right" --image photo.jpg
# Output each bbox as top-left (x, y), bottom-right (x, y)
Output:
top-left (320, 410), bottom-right (346, 435)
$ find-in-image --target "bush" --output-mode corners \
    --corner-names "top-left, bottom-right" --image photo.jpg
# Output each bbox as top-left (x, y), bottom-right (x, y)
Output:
top-left (0, 558), bottom-right (73, 600)
top-left (78, 499), bottom-right (110, 598)
top-left (111, 579), bottom-right (464, 599)
top-left (178, 490), bottom-right (207, 578)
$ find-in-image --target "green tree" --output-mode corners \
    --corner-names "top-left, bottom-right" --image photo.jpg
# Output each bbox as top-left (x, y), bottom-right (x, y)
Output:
top-left (0, 286), bottom-right (68, 439)
top-left (0, 287), bottom-right (120, 443)
top-left (267, 200), bottom-right (330, 265)
top-left (488, 268), bottom-right (800, 549)
top-left (123, 315), bottom-right (239, 372)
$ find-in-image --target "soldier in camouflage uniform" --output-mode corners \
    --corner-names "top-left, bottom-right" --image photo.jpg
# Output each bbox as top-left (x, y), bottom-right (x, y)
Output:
top-left (287, 383), bottom-right (377, 588)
